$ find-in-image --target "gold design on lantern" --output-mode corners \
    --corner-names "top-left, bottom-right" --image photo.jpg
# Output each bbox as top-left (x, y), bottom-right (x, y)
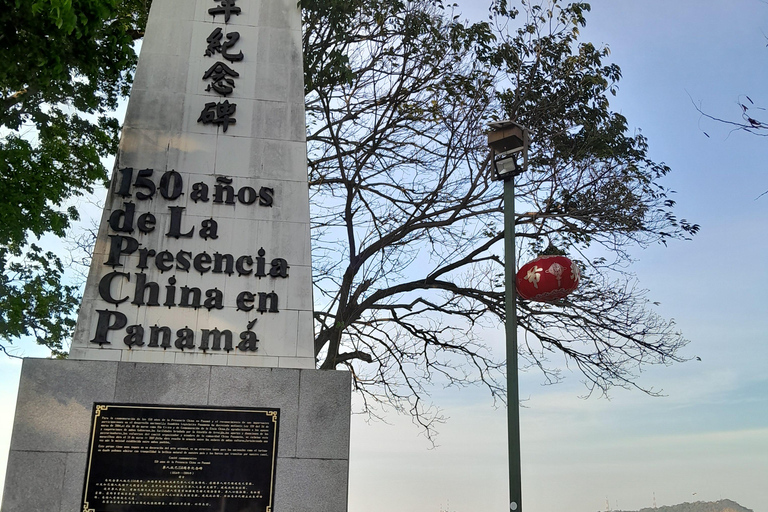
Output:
top-left (546, 262), bottom-right (564, 287)
top-left (571, 263), bottom-right (580, 283)
top-left (524, 266), bottom-right (543, 288)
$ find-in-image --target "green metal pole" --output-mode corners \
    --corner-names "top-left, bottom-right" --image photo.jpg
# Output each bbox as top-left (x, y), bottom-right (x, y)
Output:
top-left (504, 176), bottom-right (522, 512)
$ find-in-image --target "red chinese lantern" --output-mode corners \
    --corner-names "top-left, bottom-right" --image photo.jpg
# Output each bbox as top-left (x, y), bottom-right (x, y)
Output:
top-left (515, 255), bottom-right (580, 302)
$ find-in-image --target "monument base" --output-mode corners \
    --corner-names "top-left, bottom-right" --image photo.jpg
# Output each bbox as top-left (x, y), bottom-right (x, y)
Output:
top-left (1, 358), bottom-right (350, 512)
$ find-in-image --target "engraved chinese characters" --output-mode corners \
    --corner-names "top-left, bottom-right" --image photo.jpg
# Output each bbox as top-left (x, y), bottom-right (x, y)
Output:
top-left (205, 28), bottom-right (243, 62)
top-left (198, 100), bottom-right (237, 131)
top-left (208, 0), bottom-right (241, 22)
top-left (197, 0), bottom-right (243, 131)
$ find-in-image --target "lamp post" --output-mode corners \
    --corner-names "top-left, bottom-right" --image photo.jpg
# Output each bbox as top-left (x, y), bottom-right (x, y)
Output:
top-left (488, 120), bottom-right (529, 512)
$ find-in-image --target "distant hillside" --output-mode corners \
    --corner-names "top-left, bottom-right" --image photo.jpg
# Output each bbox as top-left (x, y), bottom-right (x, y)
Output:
top-left (616, 499), bottom-right (754, 512)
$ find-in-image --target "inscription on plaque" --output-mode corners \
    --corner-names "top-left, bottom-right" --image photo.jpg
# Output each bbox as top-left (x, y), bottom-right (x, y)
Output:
top-left (82, 404), bottom-right (279, 512)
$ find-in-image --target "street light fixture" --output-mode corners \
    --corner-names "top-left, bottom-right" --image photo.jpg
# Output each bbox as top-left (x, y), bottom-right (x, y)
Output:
top-left (487, 120), bottom-right (530, 512)
top-left (488, 120), bottom-right (529, 181)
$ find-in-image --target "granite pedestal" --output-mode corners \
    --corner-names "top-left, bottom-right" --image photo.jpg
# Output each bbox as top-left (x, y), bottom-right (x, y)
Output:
top-left (1, 358), bottom-right (350, 512)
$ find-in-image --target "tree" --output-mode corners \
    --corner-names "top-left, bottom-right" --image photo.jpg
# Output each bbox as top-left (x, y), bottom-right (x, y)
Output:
top-left (690, 9), bottom-right (768, 138)
top-left (0, 0), bottom-right (148, 355)
top-left (303, 0), bottom-right (698, 433)
top-left (2, 0), bottom-right (697, 437)
top-left (693, 93), bottom-right (768, 136)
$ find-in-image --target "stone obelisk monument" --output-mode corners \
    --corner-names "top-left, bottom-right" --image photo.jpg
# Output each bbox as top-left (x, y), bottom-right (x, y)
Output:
top-left (1, 0), bottom-right (350, 510)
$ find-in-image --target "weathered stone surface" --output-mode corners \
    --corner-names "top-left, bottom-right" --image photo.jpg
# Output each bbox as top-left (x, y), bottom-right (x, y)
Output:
top-left (297, 369), bottom-right (352, 460)
top-left (274, 458), bottom-right (350, 512)
top-left (114, 362), bottom-right (212, 405)
top-left (1, 451), bottom-right (67, 512)
top-left (61, 452), bottom-right (89, 512)
top-left (9, 358), bottom-right (118, 453)
top-left (209, 366), bottom-right (301, 457)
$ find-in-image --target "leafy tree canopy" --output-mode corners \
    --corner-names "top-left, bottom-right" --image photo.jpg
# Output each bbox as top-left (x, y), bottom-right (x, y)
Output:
top-left (0, 0), bottom-right (148, 355)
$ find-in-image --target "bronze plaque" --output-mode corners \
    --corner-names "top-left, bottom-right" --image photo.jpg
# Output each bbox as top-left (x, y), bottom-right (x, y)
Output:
top-left (81, 403), bottom-right (279, 512)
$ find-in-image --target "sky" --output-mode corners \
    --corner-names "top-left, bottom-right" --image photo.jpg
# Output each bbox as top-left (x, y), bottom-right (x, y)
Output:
top-left (2, 1), bottom-right (768, 512)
